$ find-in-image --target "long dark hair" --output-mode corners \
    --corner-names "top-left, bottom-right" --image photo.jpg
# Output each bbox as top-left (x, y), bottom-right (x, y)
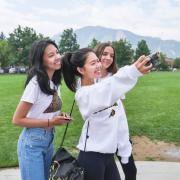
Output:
top-left (94, 42), bottom-right (118, 74)
top-left (62, 48), bottom-right (94, 92)
top-left (25, 39), bottom-right (62, 95)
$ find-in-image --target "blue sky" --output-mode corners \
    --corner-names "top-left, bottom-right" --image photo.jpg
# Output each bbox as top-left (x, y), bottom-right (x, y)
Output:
top-left (0, 0), bottom-right (180, 41)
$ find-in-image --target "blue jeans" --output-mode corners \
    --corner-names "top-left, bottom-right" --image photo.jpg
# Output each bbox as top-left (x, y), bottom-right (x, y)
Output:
top-left (17, 128), bottom-right (54, 180)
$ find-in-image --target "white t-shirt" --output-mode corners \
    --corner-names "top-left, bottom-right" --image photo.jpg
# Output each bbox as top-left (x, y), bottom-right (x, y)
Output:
top-left (21, 76), bottom-right (61, 121)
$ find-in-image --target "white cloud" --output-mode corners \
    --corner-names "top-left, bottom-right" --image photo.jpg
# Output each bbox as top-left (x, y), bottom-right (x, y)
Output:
top-left (83, 0), bottom-right (180, 40)
top-left (0, 0), bottom-right (180, 40)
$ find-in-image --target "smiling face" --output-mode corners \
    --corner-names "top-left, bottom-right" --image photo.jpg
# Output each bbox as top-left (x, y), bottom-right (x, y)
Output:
top-left (77, 52), bottom-right (102, 81)
top-left (43, 44), bottom-right (61, 73)
top-left (100, 46), bottom-right (114, 71)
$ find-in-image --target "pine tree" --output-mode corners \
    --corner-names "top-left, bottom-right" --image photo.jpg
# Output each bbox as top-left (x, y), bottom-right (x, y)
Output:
top-left (88, 38), bottom-right (100, 49)
top-left (134, 40), bottom-right (150, 60)
top-left (112, 39), bottom-right (134, 67)
top-left (58, 28), bottom-right (79, 54)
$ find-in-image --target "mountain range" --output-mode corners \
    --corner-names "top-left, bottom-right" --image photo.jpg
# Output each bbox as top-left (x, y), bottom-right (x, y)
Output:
top-left (52, 26), bottom-right (180, 59)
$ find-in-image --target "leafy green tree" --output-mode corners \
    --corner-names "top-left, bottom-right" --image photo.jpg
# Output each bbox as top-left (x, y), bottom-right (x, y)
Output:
top-left (58, 28), bottom-right (79, 54)
top-left (0, 32), bottom-right (6, 40)
top-left (0, 40), bottom-right (13, 67)
top-left (173, 58), bottom-right (180, 68)
top-left (8, 25), bottom-right (44, 66)
top-left (112, 39), bottom-right (134, 66)
top-left (134, 39), bottom-right (150, 60)
top-left (157, 53), bottom-right (169, 71)
top-left (88, 38), bottom-right (100, 49)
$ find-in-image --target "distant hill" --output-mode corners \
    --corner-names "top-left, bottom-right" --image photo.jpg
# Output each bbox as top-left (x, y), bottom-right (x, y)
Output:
top-left (52, 26), bottom-right (180, 58)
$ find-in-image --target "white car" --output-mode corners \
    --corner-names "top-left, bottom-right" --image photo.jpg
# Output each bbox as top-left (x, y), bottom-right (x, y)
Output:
top-left (9, 67), bottom-right (16, 73)
top-left (0, 69), bottom-right (4, 74)
top-left (19, 67), bottom-right (26, 73)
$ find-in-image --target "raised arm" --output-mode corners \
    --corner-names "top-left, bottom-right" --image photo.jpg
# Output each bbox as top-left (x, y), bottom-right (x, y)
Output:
top-left (76, 56), bottom-right (152, 119)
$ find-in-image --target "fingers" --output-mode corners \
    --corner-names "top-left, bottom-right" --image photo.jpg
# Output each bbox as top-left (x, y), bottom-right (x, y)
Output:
top-left (52, 113), bottom-right (73, 126)
top-left (134, 55), bottom-right (145, 66)
top-left (134, 54), bottom-right (153, 74)
top-left (60, 112), bottom-right (64, 116)
top-left (60, 112), bottom-right (67, 116)
top-left (60, 112), bottom-right (71, 118)
top-left (142, 63), bottom-right (153, 74)
top-left (135, 55), bottom-right (150, 65)
top-left (57, 115), bottom-right (72, 122)
top-left (142, 62), bottom-right (151, 71)
top-left (146, 63), bottom-right (153, 70)
top-left (140, 57), bottom-right (150, 66)
top-left (59, 113), bottom-right (68, 122)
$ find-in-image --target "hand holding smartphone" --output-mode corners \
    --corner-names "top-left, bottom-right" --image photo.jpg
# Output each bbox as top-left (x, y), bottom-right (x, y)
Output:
top-left (60, 112), bottom-right (73, 121)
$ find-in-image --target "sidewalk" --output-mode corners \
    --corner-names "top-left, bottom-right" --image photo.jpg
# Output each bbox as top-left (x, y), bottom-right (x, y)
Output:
top-left (0, 161), bottom-right (180, 180)
top-left (117, 161), bottom-right (180, 180)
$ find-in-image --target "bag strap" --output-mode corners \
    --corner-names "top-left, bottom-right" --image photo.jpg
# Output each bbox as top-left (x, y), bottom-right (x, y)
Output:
top-left (60, 99), bottom-right (75, 147)
top-left (84, 121), bottom-right (89, 151)
top-left (59, 99), bottom-right (90, 151)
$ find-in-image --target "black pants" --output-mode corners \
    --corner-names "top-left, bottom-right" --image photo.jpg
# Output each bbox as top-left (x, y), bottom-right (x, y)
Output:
top-left (78, 151), bottom-right (121, 180)
top-left (117, 154), bottom-right (137, 180)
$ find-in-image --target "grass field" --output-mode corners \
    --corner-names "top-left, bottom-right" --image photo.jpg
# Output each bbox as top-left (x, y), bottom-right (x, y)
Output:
top-left (0, 72), bottom-right (180, 167)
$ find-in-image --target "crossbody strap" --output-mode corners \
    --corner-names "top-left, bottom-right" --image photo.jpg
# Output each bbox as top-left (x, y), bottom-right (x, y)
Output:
top-left (60, 99), bottom-right (75, 147)
top-left (84, 121), bottom-right (89, 151)
top-left (59, 99), bottom-right (90, 151)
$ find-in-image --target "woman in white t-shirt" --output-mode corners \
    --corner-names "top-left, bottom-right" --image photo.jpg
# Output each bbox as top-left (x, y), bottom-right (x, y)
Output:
top-left (12, 39), bottom-right (71, 180)
top-left (94, 42), bottom-right (137, 180)
top-left (61, 48), bottom-right (152, 180)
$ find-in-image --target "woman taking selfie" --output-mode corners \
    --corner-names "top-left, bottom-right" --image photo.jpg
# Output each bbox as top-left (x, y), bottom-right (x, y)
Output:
top-left (61, 48), bottom-right (152, 180)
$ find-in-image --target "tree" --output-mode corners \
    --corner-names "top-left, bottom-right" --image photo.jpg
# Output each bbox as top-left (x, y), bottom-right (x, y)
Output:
top-left (0, 32), bottom-right (6, 40)
top-left (8, 25), bottom-right (44, 66)
top-left (134, 39), bottom-right (150, 60)
top-left (112, 39), bottom-right (134, 67)
top-left (58, 28), bottom-right (79, 54)
top-left (0, 40), bottom-right (13, 67)
top-left (157, 53), bottom-right (169, 71)
top-left (173, 58), bottom-right (180, 68)
top-left (88, 38), bottom-right (100, 49)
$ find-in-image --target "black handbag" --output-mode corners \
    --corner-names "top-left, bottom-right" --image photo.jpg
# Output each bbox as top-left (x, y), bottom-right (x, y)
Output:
top-left (49, 100), bottom-right (84, 180)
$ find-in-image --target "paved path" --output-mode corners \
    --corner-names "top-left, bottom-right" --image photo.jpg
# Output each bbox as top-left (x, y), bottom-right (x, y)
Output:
top-left (117, 161), bottom-right (180, 180)
top-left (0, 161), bottom-right (180, 180)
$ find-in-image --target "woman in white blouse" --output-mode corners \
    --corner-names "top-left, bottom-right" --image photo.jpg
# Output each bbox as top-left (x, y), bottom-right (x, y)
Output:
top-left (61, 48), bottom-right (152, 180)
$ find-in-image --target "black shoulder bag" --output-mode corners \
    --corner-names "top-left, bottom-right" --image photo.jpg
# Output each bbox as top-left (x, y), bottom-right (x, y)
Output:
top-left (49, 100), bottom-right (84, 180)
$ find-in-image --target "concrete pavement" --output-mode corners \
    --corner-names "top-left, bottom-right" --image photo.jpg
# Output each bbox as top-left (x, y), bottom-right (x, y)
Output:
top-left (117, 161), bottom-right (180, 180)
top-left (0, 161), bottom-right (180, 180)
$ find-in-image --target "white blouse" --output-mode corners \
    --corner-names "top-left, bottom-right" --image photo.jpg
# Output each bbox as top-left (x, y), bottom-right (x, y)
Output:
top-left (75, 64), bottom-right (142, 155)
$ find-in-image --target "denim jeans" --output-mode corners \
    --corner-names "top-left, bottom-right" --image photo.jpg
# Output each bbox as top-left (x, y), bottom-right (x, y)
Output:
top-left (17, 128), bottom-right (54, 180)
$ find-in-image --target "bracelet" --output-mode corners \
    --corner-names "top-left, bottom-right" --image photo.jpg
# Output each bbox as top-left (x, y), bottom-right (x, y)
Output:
top-left (48, 119), bottom-right (50, 127)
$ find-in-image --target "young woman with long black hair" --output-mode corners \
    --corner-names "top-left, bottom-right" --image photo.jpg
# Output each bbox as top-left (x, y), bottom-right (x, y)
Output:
top-left (12, 39), bottom-right (71, 180)
top-left (61, 48), bottom-right (152, 180)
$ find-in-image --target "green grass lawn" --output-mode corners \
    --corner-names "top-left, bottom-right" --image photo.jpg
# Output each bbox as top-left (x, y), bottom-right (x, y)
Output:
top-left (0, 72), bottom-right (180, 167)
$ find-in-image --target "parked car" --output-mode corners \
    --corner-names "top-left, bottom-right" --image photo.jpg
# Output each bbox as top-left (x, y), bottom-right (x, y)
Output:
top-left (0, 68), bottom-right (4, 74)
top-left (19, 67), bottom-right (26, 73)
top-left (2, 67), bottom-right (10, 73)
top-left (9, 67), bottom-right (17, 74)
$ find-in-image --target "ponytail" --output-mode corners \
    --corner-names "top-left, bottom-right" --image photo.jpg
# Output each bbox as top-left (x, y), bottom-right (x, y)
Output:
top-left (61, 52), bottom-right (77, 92)
top-left (62, 48), bottom-right (95, 92)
